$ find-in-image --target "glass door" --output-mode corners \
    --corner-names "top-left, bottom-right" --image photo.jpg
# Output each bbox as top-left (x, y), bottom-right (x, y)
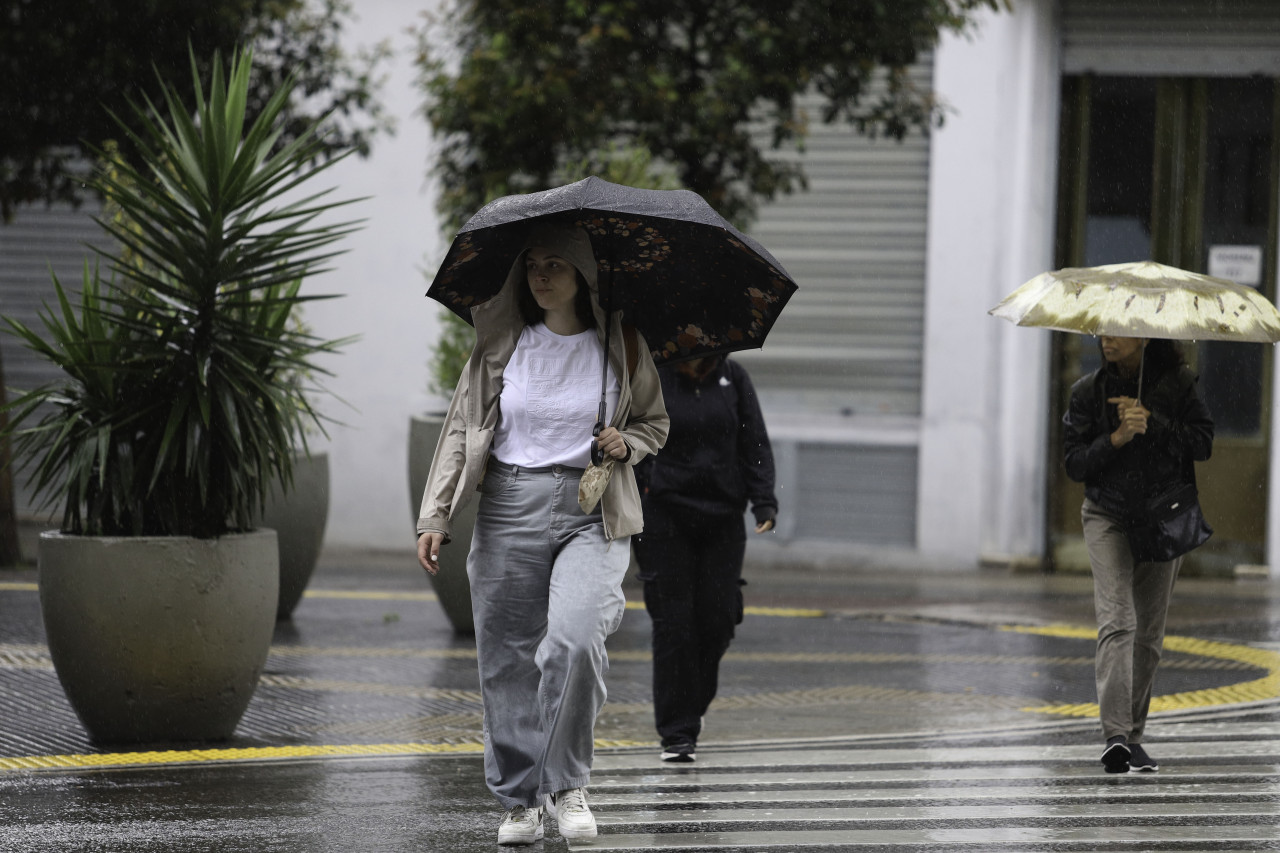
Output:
top-left (1049, 75), bottom-right (1280, 573)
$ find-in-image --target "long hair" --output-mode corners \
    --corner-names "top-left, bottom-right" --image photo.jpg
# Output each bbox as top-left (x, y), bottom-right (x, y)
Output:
top-left (515, 249), bottom-right (596, 330)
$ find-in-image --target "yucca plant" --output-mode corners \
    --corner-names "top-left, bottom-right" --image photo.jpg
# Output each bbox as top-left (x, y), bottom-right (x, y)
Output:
top-left (3, 48), bottom-right (359, 539)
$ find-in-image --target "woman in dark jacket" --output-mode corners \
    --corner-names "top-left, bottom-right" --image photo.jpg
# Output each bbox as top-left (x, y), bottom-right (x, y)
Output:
top-left (1063, 335), bottom-right (1213, 774)
top-left (633, 355), bottom-right (778, 762)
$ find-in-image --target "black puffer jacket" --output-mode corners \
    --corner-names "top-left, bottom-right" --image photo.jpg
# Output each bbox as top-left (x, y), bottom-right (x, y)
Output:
top-left (636, 357), bottom-right (777, 525)
top-left (1063, 360), bottom-right (1214, 513)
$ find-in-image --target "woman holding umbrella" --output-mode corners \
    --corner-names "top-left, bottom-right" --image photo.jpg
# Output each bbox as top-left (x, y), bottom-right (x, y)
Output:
top-left (1063, 335), bottom-right (1213, 773)
top-left (416, 221), bottom-right (668, 845)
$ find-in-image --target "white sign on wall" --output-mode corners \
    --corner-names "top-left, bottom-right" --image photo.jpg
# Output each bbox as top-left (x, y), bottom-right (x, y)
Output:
top-left (1208, 244), bottom-right (1263, 288)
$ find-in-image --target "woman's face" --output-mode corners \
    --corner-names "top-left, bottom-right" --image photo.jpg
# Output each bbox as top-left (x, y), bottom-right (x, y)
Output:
top-left (1100, 335), bottom-right (1146, 367)
top-left (525, 247), bottom-right (578, 315)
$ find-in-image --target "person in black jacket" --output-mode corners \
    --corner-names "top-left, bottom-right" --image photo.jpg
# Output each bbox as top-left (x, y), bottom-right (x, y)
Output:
top-left (633, 355), bottom-right (777, 763)
top-left (1063, 336), bottom-right (1213, 774)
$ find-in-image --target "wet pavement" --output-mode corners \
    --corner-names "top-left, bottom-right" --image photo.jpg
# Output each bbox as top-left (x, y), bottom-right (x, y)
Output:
top-left (3, 547), bottom-right (1280, 850)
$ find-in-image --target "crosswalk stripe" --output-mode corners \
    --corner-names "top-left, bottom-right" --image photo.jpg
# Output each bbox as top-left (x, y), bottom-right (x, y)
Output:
top-left (571, 726), bottom-right (1280, 851)
top-left (568, 825), bottom-right (1280, 850)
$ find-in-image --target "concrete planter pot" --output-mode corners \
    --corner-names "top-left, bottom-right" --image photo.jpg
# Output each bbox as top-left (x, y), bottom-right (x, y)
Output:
top-left (38, 529), bottom-right (279, 745)
top-left (258, 452), bottom-right (330, 620)
top-left (408, 414), bottom-right (475, 634)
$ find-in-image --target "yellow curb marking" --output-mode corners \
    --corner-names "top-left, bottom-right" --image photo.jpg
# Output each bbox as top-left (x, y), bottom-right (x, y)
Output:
top-left (301, 591), bottom-right (822, 616)
top-left (743, 605), bottom-right (826, 618)
top-left (3, 584), bottom-right (824, 618)
top-left (0, 739), bottom-right (649, 773)
top-left (304, 589), bottom-right (437, 602)
top-left (267, 645), bottom-right (479, 660)
top-left (1006, 623), bottom-right (1280, 717)
top-left (0, 588), bottom-right (444, 603)
top-left (623, 600), bottom-right (824, 618)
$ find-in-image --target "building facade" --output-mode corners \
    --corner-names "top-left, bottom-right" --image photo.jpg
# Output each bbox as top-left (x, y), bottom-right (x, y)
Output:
top-left (743, 0), bottom-right (1280, 575)
top-left (4, 0), bottom-right (1280, 575)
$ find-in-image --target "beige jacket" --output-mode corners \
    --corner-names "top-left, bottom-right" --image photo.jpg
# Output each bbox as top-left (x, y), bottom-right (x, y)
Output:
top-left (416, 245), bottom-right (669, 543)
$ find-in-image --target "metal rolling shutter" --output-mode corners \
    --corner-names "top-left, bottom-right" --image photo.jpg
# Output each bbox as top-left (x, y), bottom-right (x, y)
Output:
top-left (1062, 0), bottom-right (1280, 76)
top-left (0, 203), bottom-right (106, 517)
top-left (733, 61), bottom-right (932, 546)
top-left (791, 443), bottom-right (918, 545)
top-left (738, 58), bottom-right (933, 419)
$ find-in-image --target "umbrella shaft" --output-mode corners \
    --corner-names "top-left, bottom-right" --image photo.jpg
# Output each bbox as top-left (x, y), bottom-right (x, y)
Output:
top-left (1137, 349), bottom-right (1144, 403)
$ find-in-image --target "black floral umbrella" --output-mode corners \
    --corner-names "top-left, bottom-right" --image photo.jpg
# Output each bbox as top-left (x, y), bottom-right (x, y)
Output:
top-left (426, 176), bottom-right (798, 365)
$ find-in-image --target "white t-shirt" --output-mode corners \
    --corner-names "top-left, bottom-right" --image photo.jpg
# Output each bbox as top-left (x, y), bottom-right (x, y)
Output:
top-left (491, 323), bottom-right (620, 469)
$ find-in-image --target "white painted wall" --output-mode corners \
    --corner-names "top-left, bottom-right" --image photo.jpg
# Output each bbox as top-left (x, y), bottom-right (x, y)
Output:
top-left (301, 0), bottom-right (1068, 560)
top-left (300, 0), bottom-right (446, 547)
top-left (917, 0), bottom-right (1061, 565)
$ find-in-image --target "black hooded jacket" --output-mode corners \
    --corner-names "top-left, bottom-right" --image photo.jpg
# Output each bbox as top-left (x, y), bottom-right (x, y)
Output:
top-left (1063, 358), bottom-right (1214, 514)
top-left (635, 357), bottom-right (778, 525)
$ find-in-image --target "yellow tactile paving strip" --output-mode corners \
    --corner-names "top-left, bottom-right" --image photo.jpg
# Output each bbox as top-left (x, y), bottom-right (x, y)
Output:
top-left (306, 588), bottom-right (826, 618)
top-left (2, 576), bottom-right (1274, 772)
top-left (0, 742), bottom-right (477, 772)
top-left (0, 739), bottom-right (656, 773)
top-left (1, 582), bottom-right (824, 616)
top-left (303, 589), bottom-right (436, 601)
top-left (1009, 623), bottom-right (1280, 716)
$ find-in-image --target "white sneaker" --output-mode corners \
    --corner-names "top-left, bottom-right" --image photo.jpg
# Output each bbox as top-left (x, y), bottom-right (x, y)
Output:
top-left (548, 787), bottom-right (597, 839)
top-left (497, 804), bottom-right (544, 846)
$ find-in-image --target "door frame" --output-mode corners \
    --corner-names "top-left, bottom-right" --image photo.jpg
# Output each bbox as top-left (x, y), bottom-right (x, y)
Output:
top-left (1047, 73), bottom-right (1280, 574)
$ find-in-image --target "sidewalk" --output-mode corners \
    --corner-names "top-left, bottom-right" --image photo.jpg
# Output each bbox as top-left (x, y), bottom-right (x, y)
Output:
top-left (2, 546), bottom-right (1279, 851)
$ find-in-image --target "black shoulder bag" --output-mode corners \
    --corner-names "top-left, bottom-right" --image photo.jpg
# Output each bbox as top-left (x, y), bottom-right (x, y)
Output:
top-left (1118, 367), bottom-right (1212, 563)
top-left (1124, 481), bottom-right (1212, 563)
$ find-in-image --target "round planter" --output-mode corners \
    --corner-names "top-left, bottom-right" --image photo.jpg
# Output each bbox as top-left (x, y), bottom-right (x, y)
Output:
top-left (409, 414), bottom-right (476, 634)
top-left (38, 529), bottom-right (279, 745)
top-left (258, 452), bottom-right (330, 620)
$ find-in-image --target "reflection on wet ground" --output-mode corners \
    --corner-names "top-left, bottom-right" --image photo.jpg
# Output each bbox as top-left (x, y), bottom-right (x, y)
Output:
top-left (3, 549), bottom-right (1280, 850)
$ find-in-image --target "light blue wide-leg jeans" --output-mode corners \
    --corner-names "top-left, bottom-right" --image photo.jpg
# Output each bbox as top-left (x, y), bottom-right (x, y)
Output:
top-left (467, 460), bottom-right (630, 809)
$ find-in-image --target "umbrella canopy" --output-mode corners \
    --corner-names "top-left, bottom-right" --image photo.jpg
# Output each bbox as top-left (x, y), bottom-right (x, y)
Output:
top-left (989, 261), bottom-right (1280, 343)
top-left (427, 176), bottom-right (798, 363)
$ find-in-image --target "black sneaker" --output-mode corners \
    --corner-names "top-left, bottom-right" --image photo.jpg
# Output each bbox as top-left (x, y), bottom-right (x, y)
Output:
top-left (1101, 737), bottom-right (1131, 774)
top-left (1128, 743), bottom-right (1158, 772)
top-left (660, 742), bottom-right (696, 763)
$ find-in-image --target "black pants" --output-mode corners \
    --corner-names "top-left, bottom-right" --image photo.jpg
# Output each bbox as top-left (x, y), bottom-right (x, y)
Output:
top-left (633, 501), bottom-right (746, 748)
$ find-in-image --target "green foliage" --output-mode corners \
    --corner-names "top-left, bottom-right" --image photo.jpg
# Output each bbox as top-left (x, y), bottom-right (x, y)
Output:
top-left (414, 0), bottom-right (1003, 230)
top-left (424, 144), bottom-right (678, 398)
top-left (244, 0), bottom-right (395, 163)
top-left (0, 0), bottom-right (390, 222)
top-left (427, 311), bottom-right (476, 401)
top-left (1, 49), bottom-right (359, 538)
top-left (555, 143), bottom-right (682, 193)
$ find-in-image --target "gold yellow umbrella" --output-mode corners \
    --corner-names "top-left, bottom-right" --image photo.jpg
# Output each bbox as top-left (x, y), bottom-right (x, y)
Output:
top-left (989, 261), bottom-right (1280, 343)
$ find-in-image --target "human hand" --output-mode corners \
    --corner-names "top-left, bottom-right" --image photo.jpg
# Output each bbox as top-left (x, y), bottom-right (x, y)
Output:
top-left (596, 426), bottom-right (629, 460)
top-left (1107, 396), bottom-right (1144, 418)
top-left (417, 532), bottom-right (445, 575)
top-left (754, 518), bottom-right (775, 534)
top-left (1108, 396), bottom-right (1149, 446)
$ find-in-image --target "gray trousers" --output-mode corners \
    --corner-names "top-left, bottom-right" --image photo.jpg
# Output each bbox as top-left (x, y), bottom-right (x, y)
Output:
top-left (467, 460), bottom-right (630, 809)
top-left (1081, 498), bottom-right (1181, 743)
